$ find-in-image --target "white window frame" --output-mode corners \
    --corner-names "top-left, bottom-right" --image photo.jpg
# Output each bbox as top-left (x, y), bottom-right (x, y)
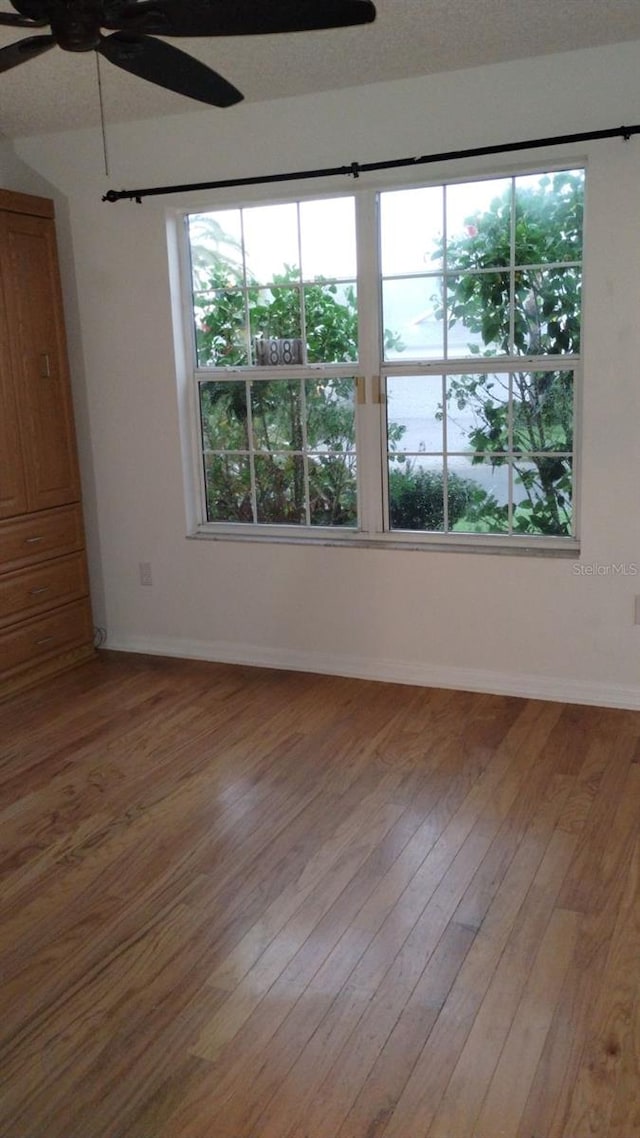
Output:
top-left (174, 161), bottom-right (584, 556)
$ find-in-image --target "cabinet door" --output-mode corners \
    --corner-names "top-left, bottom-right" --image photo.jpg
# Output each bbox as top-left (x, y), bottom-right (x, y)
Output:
top-left (0, 211), bottom-right (81, 511)
top-left (0, 278), bottom-right (28, 518)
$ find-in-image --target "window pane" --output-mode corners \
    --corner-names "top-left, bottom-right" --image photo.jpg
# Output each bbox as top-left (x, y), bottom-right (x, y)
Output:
top-left (251, 381), bottom-right (303, 452)
top-left (388, 453), bottom-right (516, 534)
top-left (512, 457), bottom-right (573, 536)
top-left (204, 455), bottom-right (253, 523)
top-left (387, 376), bottom-right (443, 455)
top-left (446, 373), bottom-right (510, 453)
top-left (194, 288), bottom-right (248, 367)
top-left (304, 283), bottom-right (358, 363)
top-left (242, 203), bottom-right (299, 284)
top-left (512, 371), bottom-right (574, 451)
top-left (300, 198), bottom-right (356, 280)
top-left (445, 272), bottom-right (511, 357)
top-left (449, 458), bottom-right (510, 534)
top-left (249, 287), bottom-right (302, 353)
top-left (445, 178), bottom-right (511, 270)
top-left (380, 186), bottom-right (444, 275)
top-left (255, 454), bottom-right (306, 524)
top-left (515, 170), bottom-right (584, 265)
top-left (200, 381), bottom-right (248, 451)
top-left (388, 455), bottom-right (446, 532)
top-left (188, 210), bottom-right (243, 292)
top-left (514, 268), bottom-right (581, 354)
top-left (306, 378), bottom-right (355, 452)
top-left (383, 276), bottom-right (443, 360)
top-left (309, 456), bottom-right (357, 526)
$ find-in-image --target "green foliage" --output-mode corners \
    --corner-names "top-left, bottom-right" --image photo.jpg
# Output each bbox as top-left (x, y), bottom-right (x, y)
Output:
top-left (200, 373), bottom-right (359, 526)
top-left (195, 270), bottom-right (248, 368)
top-left (439, 172), bottom-right (583, 357)
top-left (195, 261), bottom-right (360, 368)
top-left (436, 170), bottom-right (583, 536)
top-left (447, 457), bottom-right (572, 536)
top-left (195, 257), bottom-right (360, 525)
top-left (389, 463), bottom-right (499, 532)
top-left (195, 251), bottom-right (405, 526)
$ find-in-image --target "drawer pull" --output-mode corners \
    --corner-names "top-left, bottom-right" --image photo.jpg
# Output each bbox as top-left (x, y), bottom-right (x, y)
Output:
top-left (40, 353), bottom-right (51, 379)
top-left (30, 586), bottom-right (51, 596)
top-left (35, 636), bottom-right (55, 647)
top-left (24, 536), bottom-right (44, 545)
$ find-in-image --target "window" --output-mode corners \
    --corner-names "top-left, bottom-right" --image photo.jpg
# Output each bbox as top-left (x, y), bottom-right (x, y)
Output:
top-left (183, 167), bottom-right (584, 549)
top-left (188, 198), bottom-right (359, 528)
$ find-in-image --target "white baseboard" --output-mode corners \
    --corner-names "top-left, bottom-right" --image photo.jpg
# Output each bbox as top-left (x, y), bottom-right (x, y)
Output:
top-left (104, 633), bottom-right (640, 711)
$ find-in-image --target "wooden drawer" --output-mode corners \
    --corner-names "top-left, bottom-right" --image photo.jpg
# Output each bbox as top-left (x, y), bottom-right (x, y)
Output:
top-left (0, 504), bottom-right (84, 572)
top-left (0, 599), bottom-right (93, 677)
top-left (0, 553), bottom-right (89, 629)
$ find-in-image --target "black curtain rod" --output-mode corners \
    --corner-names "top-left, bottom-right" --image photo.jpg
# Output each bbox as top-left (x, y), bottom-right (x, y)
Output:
top-left (102, 122), bottom-right (640, 203)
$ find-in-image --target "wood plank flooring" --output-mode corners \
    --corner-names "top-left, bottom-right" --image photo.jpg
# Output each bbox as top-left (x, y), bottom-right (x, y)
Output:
top-left (0, 651), bottom-right (639, 1138)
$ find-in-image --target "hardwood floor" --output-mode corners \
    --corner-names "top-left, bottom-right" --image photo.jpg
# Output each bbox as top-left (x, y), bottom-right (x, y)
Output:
top-left (1, 651), bottom-right (639, 1138)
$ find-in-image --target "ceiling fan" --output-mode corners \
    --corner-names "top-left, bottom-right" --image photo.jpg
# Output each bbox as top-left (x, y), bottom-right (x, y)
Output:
top-left (0, 0), bottom-right (377, 108)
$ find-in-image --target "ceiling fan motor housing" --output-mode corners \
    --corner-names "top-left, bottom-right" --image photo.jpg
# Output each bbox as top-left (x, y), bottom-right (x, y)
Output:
top-left (49, 0), bottom-right (103, 51)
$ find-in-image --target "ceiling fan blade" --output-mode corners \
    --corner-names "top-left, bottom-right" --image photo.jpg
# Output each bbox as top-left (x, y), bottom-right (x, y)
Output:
top-left (98, 32), bottom-right (243, 107)
top-left (10, 0), bottom-right (47, 18)
top-left (0, 33), bottom-right (54, 72)
top-left (105, 0), bottom-right (376, 37)
top-left (0, 12), bottom-right (48, 28)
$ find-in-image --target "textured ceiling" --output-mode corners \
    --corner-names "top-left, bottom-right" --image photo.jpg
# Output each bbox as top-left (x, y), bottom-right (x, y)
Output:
top-left (1, 0), bottom-right (640, 138)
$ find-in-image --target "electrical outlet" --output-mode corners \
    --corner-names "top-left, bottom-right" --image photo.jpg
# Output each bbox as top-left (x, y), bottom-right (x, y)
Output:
top-left (139, 561), bottom-right (153, 587)
top-left (634, 595), bottom-right (640, 625)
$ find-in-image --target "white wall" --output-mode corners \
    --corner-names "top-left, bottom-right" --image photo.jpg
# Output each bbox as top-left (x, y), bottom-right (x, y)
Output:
top-left (0, 134), bottom-right (54, 197)
top-left (15, 41), bottom-right (640, 707)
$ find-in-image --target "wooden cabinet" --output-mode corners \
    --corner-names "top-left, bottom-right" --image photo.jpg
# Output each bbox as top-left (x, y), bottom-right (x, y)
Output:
top-left (0, 189), bottom-right (93, 698)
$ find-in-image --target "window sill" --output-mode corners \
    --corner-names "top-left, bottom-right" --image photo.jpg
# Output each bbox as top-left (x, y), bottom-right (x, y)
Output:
top-left (187, 528), bottom-right (580, 558)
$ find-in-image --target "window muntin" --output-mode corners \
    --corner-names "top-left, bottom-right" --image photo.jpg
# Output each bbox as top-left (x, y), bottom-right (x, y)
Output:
top-left (184, 168), bottom-right (583, 546)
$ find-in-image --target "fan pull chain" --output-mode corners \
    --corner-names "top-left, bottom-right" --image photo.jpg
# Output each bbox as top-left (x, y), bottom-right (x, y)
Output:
top-left (96, 52), bottom-right (110, 178)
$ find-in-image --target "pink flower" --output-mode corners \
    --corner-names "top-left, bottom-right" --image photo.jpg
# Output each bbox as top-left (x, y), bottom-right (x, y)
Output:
top-left (465, 224), bottom-right (478, 238)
